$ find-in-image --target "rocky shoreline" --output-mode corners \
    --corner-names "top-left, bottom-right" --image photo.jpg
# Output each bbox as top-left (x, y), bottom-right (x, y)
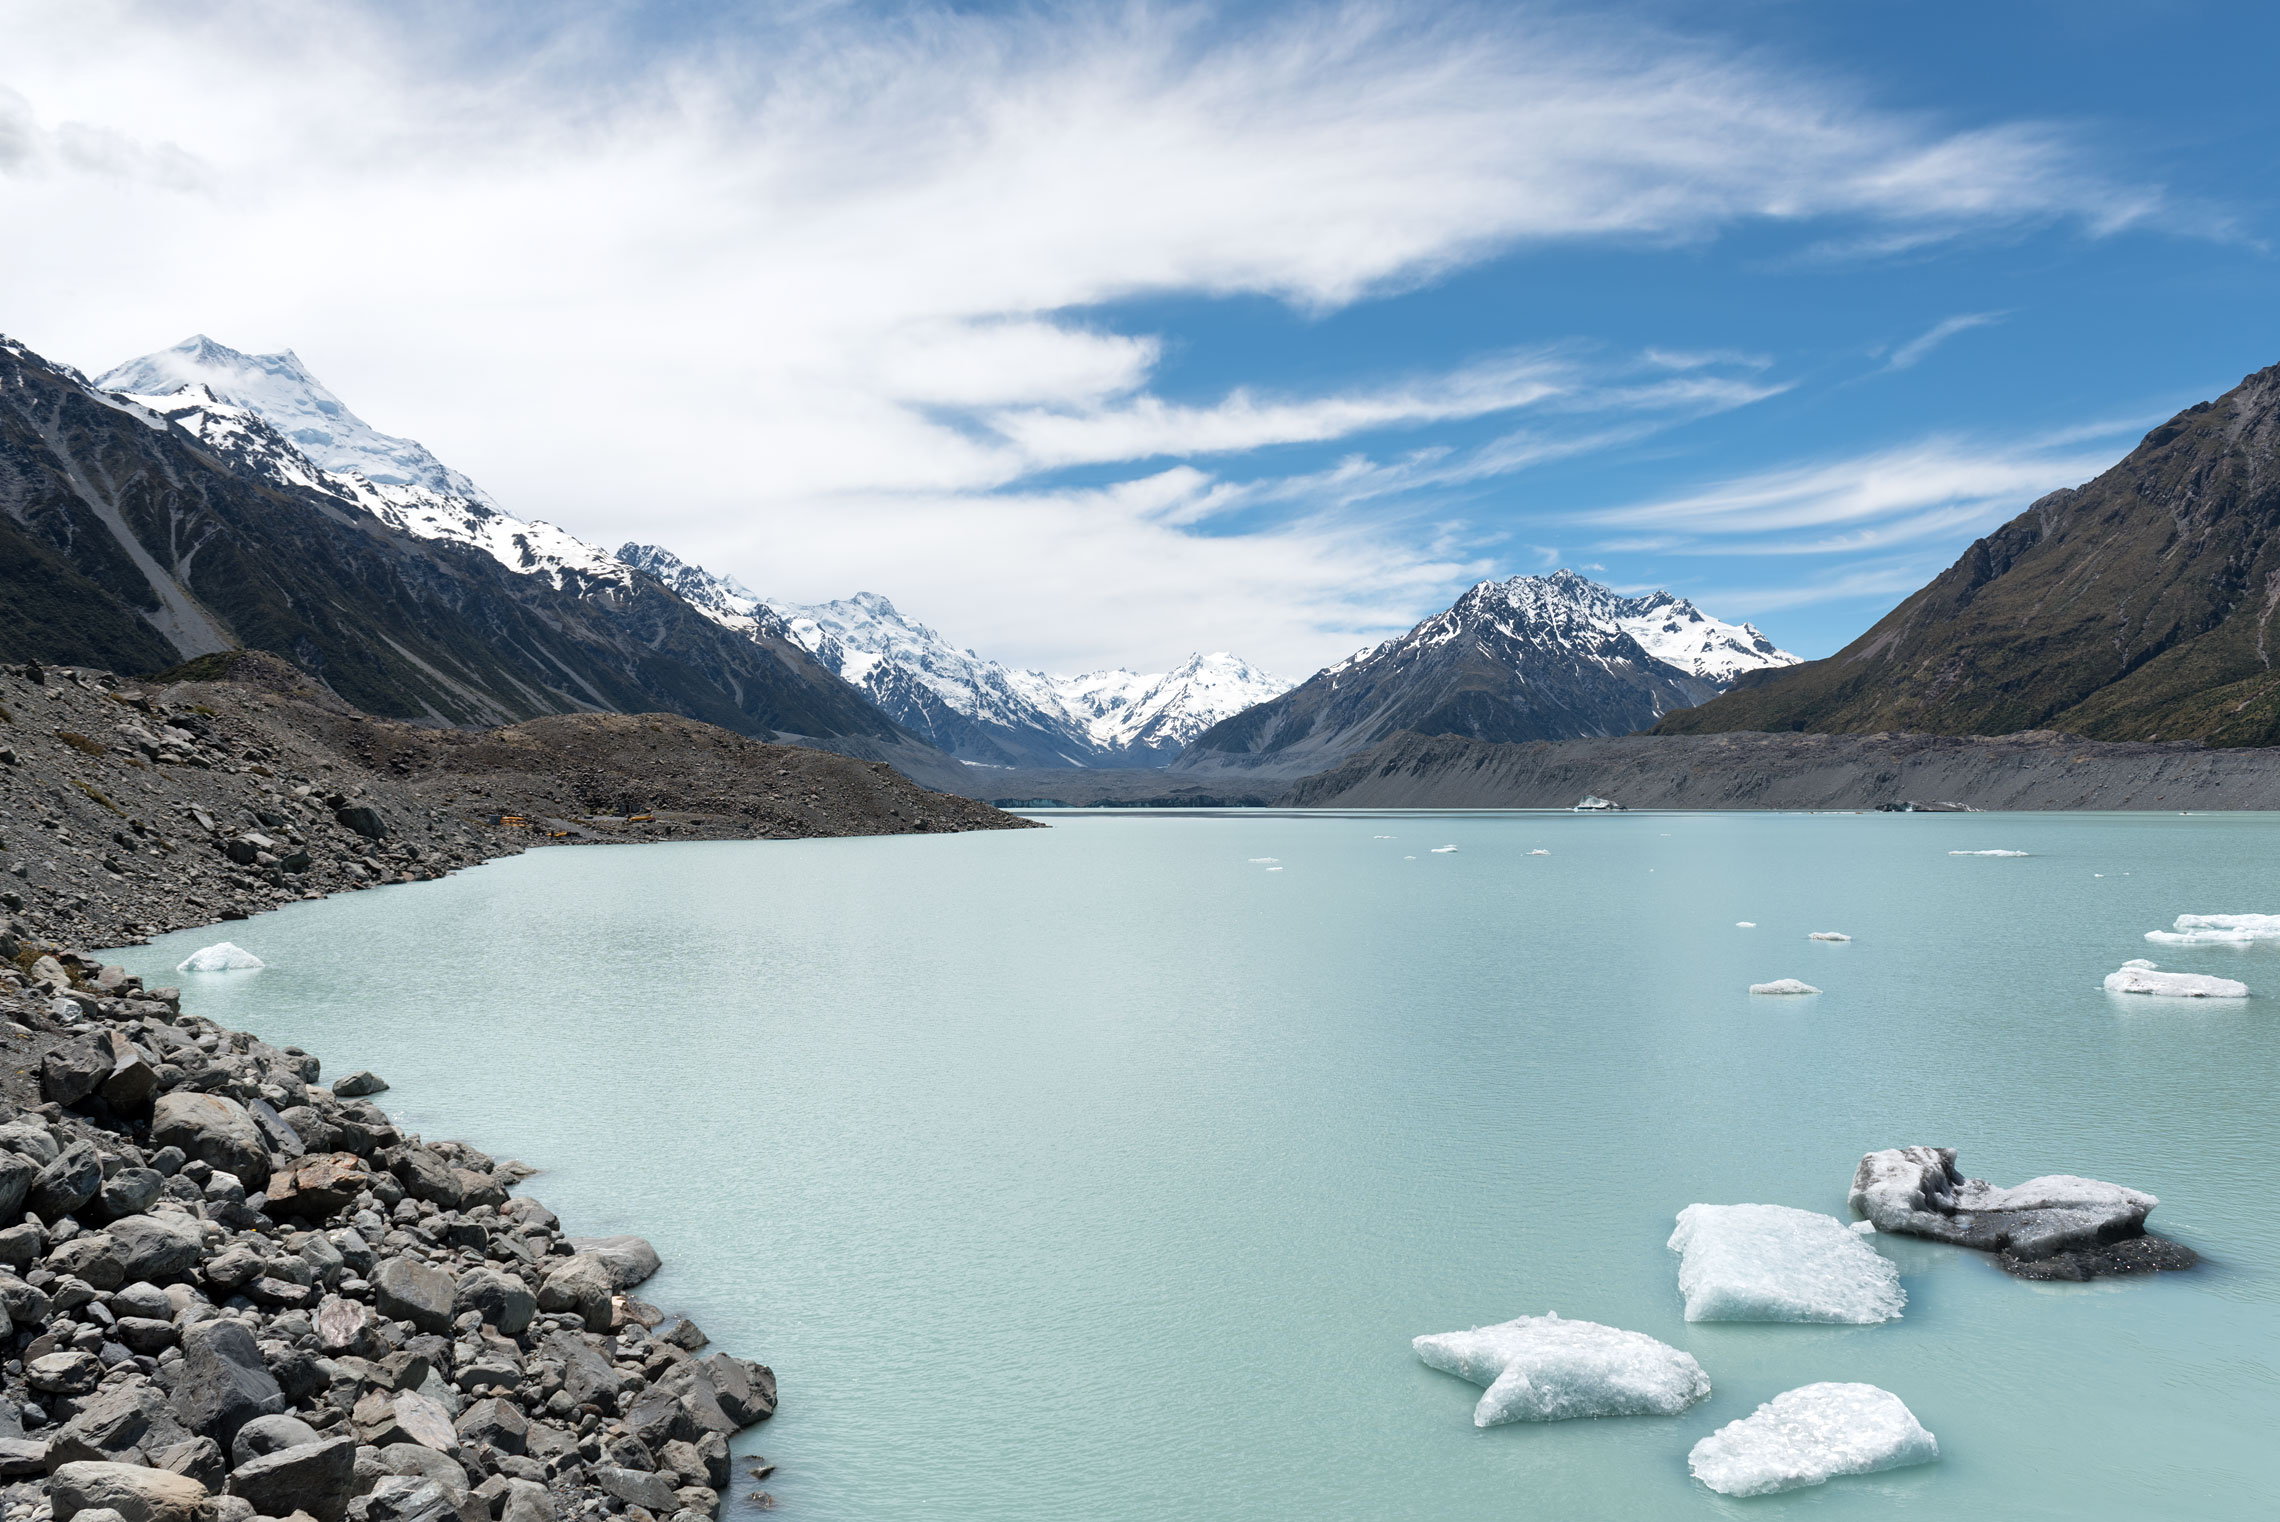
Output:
top-left (0, 657), bottom-right (1045, 1522)
top-left (0, 934), bottom-right (775, 1522)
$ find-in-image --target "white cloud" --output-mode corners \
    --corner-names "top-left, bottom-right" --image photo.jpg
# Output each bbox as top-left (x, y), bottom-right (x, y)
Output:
top-left (1885, 311), bottom-right (2007, 370)
top-left (0, 0), bottom-right (2171, 673)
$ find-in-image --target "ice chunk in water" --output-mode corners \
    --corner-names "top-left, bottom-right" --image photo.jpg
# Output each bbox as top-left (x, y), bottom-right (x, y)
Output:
top-left (1749, 979), bottom-right (1820, 995)
top-left (1735, 921), bottom-right (1756, 928)
top-left (2146, 912), bottom-right (2280, 945)
top-left (2104, 959), bottom-right (2246, 997)
top-left (177, 941), bottom-right (264, 972)
top-left (1247, 858), bottom-right (1278, 863)
top-left (1528, 849), bottom-right (1550, 856)
top-left (1949, 849), bottom-right (2029, 856)
top-left (1411, 1311), bottom-right (1709, 1426)
top-left (1850, 1145), bottom-right (2162, 1263)
top-left (1430, 845), bottom-right (1458, 853)
top-left (1668, 1204), bottom-right (1904, 1323)
top-left (1808, 931), bottom-right (1851, 941)
top-left (1688, 1383), bottom-right (1936, 1496)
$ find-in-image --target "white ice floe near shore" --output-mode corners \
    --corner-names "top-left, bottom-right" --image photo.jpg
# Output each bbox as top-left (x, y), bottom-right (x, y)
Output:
top-left (1949, 849), bottom-right (2029, 857)
top-left (177, 942), bottom-right (264, 972)
top-left (1688, 1383), bottom-right (1937, 1497)
top-left (1411, 1312), bottom-right (1710, 1427)
top-left (2104, 960), bottom-right (2247, 998)
top-left (1808, 932), bottom-right (1851, 942)
top-left (1750, 979), bottom-right (1820, 995)
top-left (1667, 1204), bottom-right (1904, 1323)
top-left (2146, 913), bottom-right (2280, 945)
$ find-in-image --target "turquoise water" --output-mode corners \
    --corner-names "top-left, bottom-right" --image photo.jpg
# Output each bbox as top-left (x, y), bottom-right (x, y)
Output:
top-left (110, 812), bottom-right (2280, 1519)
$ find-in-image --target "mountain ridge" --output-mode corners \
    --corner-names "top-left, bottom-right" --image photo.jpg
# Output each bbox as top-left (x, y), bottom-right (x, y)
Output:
top-left (1174, 569), bottom-right (1795, 776)
top-left (1654, 362), bottom-right (2280, 746)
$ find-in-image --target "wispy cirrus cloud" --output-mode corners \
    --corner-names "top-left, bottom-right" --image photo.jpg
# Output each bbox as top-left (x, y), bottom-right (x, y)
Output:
top-left (1884, 311), bottom-right (2008, 370)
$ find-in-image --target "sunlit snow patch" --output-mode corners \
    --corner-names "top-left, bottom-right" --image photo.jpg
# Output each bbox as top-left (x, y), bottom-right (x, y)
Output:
top-left (2104, 959), bottom-right (2246, 998)
top-left (1749, 979), bottom-right (1820, 995)
top-left (1808, 931), bottom-right (1851, 941)
top-left (2146, 913), bottom-right (2280, 945)
top-left (1688, 1383), bottom-right (1936, 1497)
top-left (1411, 1312), bottom-right (1709, 1427)
top-left (177, 942), bottom-right (264, 973)
top-left (1949, 849), bottom-right (2029, 857)
top-left (1667, 1204), bottom-right (1903, 1323)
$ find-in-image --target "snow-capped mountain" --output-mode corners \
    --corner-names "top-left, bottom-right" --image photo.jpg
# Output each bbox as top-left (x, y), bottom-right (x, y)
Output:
top-left (100, 339), bottom-right (629, 592)
top-left (1177, 569), bottom-right (1796, 774)
top-left (98, 336), bottom-right (491, 501)
top-left (614, 548), bottom-right (1288, 767)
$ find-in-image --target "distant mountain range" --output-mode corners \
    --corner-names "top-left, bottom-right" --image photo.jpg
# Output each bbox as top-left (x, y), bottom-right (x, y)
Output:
top-left (617, 546), bottom-right (1286, 767)
top-left (1658, 363), bottom-right (2280, 748)
top-left (1, 333), bottom-right (958, 781)
top-left (8, 332), bottom-right (1284, 776)
top-left (1176, 570), bottom-right (1797, 776)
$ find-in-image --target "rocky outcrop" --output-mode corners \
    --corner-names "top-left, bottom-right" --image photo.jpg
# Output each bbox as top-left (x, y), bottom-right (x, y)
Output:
top-left (0, 937), bottom-right (780, 1522)
top-left (1849, 1146), bottom-right (2196, 1279)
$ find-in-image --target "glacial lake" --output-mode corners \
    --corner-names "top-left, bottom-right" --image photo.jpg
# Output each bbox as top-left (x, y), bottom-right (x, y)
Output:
top-left (114, 811), bottom-right (2280, 1520)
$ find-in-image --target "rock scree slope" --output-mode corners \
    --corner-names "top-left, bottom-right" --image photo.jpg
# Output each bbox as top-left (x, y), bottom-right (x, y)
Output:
top-left (0, 653), bottom-right (1033, 950)
top-left (1656, 361), bottom-right (2280, 746)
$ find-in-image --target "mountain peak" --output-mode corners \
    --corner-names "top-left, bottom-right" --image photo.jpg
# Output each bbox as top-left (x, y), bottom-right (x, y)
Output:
top-left (97, 337), bottom-right (486, 501)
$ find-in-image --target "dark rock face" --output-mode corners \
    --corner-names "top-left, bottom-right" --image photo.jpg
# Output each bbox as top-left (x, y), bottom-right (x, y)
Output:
top-left (1850, 1146), bottom-right (2196, 1278)
top-left (1659, 362), bottom-right (2280, 746)
top-left (226, 1434), bottom-right (357, 1522)
top-left (334, 806), bottom-right (389, 840)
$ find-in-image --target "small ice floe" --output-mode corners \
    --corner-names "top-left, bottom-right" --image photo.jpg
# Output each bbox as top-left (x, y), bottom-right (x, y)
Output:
top-left (1266, 867), bottom-right (1283, 872)
top-left (1849, 1145), bottom-right (2195, 1277)
top-left (1808, 931), bottom-right (1851, 942)
top-left (1371, 835), bottom-right (1395, 839)
top-left (1528, 848), bottom-right (1550, 856)
top-left (1735, 921), bottom-right (1756, 928)
top-left (1688, 1383), bottom-right (1937, 1497)
top-left (177, 942), bottom-right (264, 973)
top-left (1667, 1204), bottom-right (1903, 1324)
top-left (1247, 858), bottom-right (1279, 863)
top-left (1412, 1312), bottom-right (1709, 1427)
top-left (2104, 959), bottom-right (2246, 998)
top-left (1572, 794), bottom-right (1626, 812)
top-left (2146, 912), bottom-right (2280, 945)
top-left (1430, 845), bottom-right (1458, 854)
top-left (1949, 849), bottom-right (2029, 857)
top-left (1749, 979), bottom-right (1820, 995)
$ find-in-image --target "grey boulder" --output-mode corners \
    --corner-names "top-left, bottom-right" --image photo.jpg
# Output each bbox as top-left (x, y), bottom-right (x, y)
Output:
top-left (107, 1215), bottom-right (206, 1283)
top-left (50, 1462), bottom-right (209, 1522)
top-left (535, 1254), bottom-right (613, 1331)
top-left (228, 1412), bottom-right (319, 1468)
top-left (150, 1094), bottom-right (270, 1190)
top-left (566, 1235), bottom-right (661, 1289)
top-left (372, 1257), bottom-right (457, 1335)
top-left (226, 1434), bottom-right (357, 1522)
top-left (452, 1267), bottom-right (535, 1336)
top-left (167, 1318), bottom-right (286, 1445)
top-left (29, 1144), bottom-right (104, 1218)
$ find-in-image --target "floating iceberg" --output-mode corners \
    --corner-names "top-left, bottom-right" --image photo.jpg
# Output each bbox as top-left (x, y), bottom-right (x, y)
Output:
top-left (1808, 931), bottom-right (1851, 942)
top-left (1849, 1145), bottom-right (2195, 1277)
top-left (1430, 845), bottom-right (1458, 853)
top-left (177, 942), bottom-right (264, 973)
top-left (1688, 1383), bottom-right (1936, 1497)
top-left (1667, 1204), bottom-right (1904, 1323)
top-left (1411, 1311), bottom-right (1709, 1427)
top-left (1749, 979), bottom-right (1820, 995)
top-left (1266, 867), bottom-right (1283, 872)
top-left (1528, 848), bottom-right (1550, 856)
top-left (2146, 912), bottom-right (2280, 945)
top-left (1247, 857), bottom-right (1278, 863)
top-left (1735, 921), bottom-right (1756, 928)
top-left (2104, 959), bottom-right (2246, 998)
top-left (1949, 849), bottom-right (2029, 857)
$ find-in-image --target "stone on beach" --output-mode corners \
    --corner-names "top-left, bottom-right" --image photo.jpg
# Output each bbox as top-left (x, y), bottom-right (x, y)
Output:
top-left (566, 1233), bottom-right (662, 1289)
top-left (1688, 1382), bottom-right (1937, 1496)
top-left (50, 1462), bottom-right (210, 1522)
top-left (150, 1093), bottom-right (271, 1190)
top-left (371, 1257), bottom-right (458, 1335)
top-left (1412, 1312), bottom-right (1710, 1426)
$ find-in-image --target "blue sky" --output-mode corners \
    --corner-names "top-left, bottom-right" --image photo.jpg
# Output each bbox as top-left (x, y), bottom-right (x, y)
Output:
top-left (5, 1), bottom-right (2279, 676)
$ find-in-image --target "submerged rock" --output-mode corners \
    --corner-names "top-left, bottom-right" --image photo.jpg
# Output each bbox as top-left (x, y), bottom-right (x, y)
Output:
top-left (1849, 1146), bottom-right (2195, 1277)
top-left (1688, 1382), bottom-right (1937, 1496)
top-left (1412, 1311), bottom-right (1709, 1426)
